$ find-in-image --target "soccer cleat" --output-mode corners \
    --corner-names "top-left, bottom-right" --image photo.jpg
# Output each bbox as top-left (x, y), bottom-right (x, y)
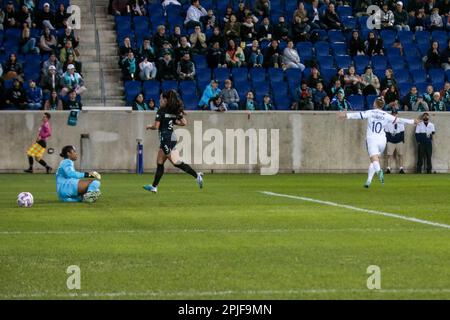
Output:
top-left (378, 170), bottom-right (384, 184)
top-left (196, 172), bottom-right (204, 189)
top-left (143, 185), bottom-right (158, 193)
top-left (399, 168), bottom-right (405, 174)
top-left (24, 169), bottom-right (33, 173)
top-left (83, 191), bottom-right (101, 203)
top-left (364, 182), bottom-right (370, 188)
top-left (46, 166), bottom-right (52, 174)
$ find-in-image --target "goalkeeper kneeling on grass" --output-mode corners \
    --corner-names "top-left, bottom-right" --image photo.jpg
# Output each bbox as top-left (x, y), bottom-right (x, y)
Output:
top-left (56, 145), bottom-right (102, 203)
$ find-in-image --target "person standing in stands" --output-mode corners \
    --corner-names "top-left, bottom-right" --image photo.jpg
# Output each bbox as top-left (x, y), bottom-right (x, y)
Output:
top-left (24, 112), bottom-right (53, 174)
top-left (415, 112), bottom-right (435, 174)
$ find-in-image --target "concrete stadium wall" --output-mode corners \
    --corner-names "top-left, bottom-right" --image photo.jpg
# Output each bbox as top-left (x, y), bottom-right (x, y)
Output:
top-left (1, 111), bottom-right (449, 173)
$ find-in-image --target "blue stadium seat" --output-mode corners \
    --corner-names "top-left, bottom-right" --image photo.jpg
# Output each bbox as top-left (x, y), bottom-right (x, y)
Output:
top-left (161, 80), bottom-right (178, 91)
top-left (296, 42), bottom-right (313, 60)
top-left (428, 69), bottom-right (445, 84)
top-left (236, 82), bottom-right (252, 99)
top-left (133, 16), bottom-right (150, 34)
top-left (446, 69), bottom-right (450, 81)
top-left (341, 16), bottom-right (357, 30)
top-left (314, 41), bottom-right (330, 57)
top-left (317, 56), bottom-right (334, 69)
top-left (405, 56), bottom-right (423, 71)
top-left (328, 30), bottom-right (346, 43)
top-left (254, 82), bottom-right (271, 100)
top-left (380, 30), bottom-right (397, 46)
top-left (398, 30), bottom-right (414, 45)
top-left (335, 55), bottom-right (352, 69)
top-left (268, 68), bottom-right (284, 84)
top-left (143, 80), bottom-right (160, 97)
top-left (336, 6), bottom-right (353, 17)
top-left (192, 55), bottom-right (207, 69)
top-left (274, 95), bottom-right (292, 110)
top-left (330, 42), bottom-right (348, 56)
top-left (250, 68), bottom-right (266, 84)
top-left (402, 43), bottom-right (420, 57)
top-left (415, 82), bottom-right (428, 94)
top-left (124, 81), bottom-right (142, 105)
top-left (371, 55), bottom-right (388, 70)
top-left (321, 68), bottom-right (336, 85)
top-left (415, 30), bottom-right (430, 45)
top-left (412, 70), bottom-right (427, 83)
top-left (365, 95), bottom-right (377, 110)
top-left (214, 67), bottom-right (230, 83)
top-left (231, 68), bottom-right (248, 83)
top-left (196, 67), bottom-right (212, 83)
top-left (388, 56), bottom-right (405, 71)
top-left (183, 94), bottom-right (200, 110)
top-left (398, 83), bottom-right (412, 96)
top-left (353, 55), bottom-right (370, 71)
top-left (286, 68), bottom-right (302, 85)
top-left (394, 69), bottom-right (411, 84)
top-left (179, 81), bottom-right (197, 97)
top-left (386, 47), bottom-right (402, 56)
top-left (347, 95), bottom-right (364, 111)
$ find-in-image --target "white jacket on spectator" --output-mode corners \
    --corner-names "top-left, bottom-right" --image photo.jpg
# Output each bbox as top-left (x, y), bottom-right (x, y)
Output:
top-left (139, 60), bottom-right (157, 80)
top-left (162, 0), bottom-right (181, 6)
top-left (283, 47), bottom-right (305, 71)
top-left (185, 4), bottom-right (207, 24)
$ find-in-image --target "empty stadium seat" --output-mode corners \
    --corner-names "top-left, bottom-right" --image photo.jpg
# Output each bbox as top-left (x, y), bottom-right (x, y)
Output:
top-left (250, 68), bottom-right (266, 84)
top-left (347, 95), bottom-right (364, 111)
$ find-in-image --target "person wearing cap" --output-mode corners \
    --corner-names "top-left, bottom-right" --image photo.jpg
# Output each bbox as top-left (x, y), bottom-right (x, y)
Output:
top-left (415, 113), bottom-right (436, 174)
top-left (61, 64), bottom-right (86, 96)
top-left (331, 88), bottom-right (351, 111)
top-left (40, 65), bottom-right (62, 94)
top-left (393, 1), bottom-right (410, 31)
top-left (384, 109), bottom-right (407, 174)
top-left (199, 80), bottom-right (221, 109)
top-left (26, 79), bottom-right (43, 110)
top-left (412, 94), bottom-right (429, 112)
top-left (36, 2), bottom-right (55, 30)
top-left (429, 92), bottom-right (445, 111)
top-left (220, 79), bottom-right (240, 110)
top-left (157, 41), bottom-right (174, 60)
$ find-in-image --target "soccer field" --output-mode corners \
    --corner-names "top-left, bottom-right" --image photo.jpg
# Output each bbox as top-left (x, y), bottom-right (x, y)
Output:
top-left (1, 173), bottom-right (450, 300)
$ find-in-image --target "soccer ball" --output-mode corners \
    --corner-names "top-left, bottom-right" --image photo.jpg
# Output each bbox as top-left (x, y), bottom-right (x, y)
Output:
top-left (17, 192), bottom-right (34, 208)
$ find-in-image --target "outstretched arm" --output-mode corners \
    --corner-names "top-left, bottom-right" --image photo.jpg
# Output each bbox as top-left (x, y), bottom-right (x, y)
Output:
top-left (146, 121), bottom-right (160, 130)
top-left (337, 110), bottom-right (366, 120)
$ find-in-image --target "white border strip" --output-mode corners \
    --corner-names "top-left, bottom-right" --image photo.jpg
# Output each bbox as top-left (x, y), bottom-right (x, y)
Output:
top-left (261, 191), bottom-right (450, 230)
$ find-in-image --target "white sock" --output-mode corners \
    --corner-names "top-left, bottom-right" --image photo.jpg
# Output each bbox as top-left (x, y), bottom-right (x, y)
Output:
top-left (373, 161), bottom-right (381, 173)
top-left (367, 163), bottom-right (375, 183)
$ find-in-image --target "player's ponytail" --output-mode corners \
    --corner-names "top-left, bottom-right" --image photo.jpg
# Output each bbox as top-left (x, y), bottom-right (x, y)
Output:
top-left (162, 89), bottom-right (185, 116)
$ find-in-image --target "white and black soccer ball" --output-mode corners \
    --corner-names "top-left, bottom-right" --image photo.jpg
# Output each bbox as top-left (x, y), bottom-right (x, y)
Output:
top-left (17, 192), bottom-right (34, 208)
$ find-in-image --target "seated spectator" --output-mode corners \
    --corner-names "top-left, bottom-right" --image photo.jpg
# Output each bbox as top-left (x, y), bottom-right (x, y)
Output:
top-left (55, 3), bottom-right (71, 29)
top-left (307, 67), bottom-right (324, 89)
top-left (331, 89), bottom-right (351, 111)
top-left (380, 68), bottom-right (397, 92)
top-left (441, 82), bottom-right (450, 109)
top-left (41, 65), bottom-right (62, 94)
top-left (331, 68), bottom-right (345, 89)
top-left (365, 31), bottom-right (384, 56)
top-left (60, 40), bottom-right (78, 65)
top-left (254, 0), bottom-right (270, 18)
top-left (199, 80), bottom-right (221, 109)
top-left (441, 39), bottom-right (450, 70)
top-left (380, 3), bottom-right (395, 29)
top-left (133, 93), bottom-right (149, 110)
top-left (184, 0), bottom-right (208, 30)
top-left (61, 64), bottom-right (86, 96)
top-left (112, 0), bottom-right (130, 15)
top-left (120, 51), bottom-right (138, 80)
top-left (257, 17), bottom-right (273, 42)
top-left (3, 53), bottom-right (23, 81)
top-left (40, 27), bottom-right (57, 53)
top-left (349, 30), bottom-right (365, 56)
top-left (4, 79), bottom-right (27, 110)
top-left (425, 41), bottom-right (442, 69)
top-left (119, 37), bottom-right (135, 60)
top-left (330, 79), bottom-right (344, 97)
top-left (402, 86), bottom-right (419, 111)
top-left (63, 90), bottom-right (82, 110)
top-left (170, 25), bottom-right (183, 49)
top-left (157, 52), bottom-right (177, 80)
top-left (283, 40), bottom-right (305, 71)
top-left (220, 79), bottom-right (240, 110)
top-left (294, 81), bottom-right (314, 110)
top-left (293, 2), bottom-right (309, 23)
top-left (320, 95), bottom-right (333, 110)
top-left (162, 0), bottom-right (181, 7)
top-left (383, 85), bottom-right (401, 111)
top-left (26, 79), bottom-right (43, 110)
top-left (58, 26), bottom-right (79, 49)
top-left (429, 92), bottom-right (445, 111)
top-left (223, 5), bottom-right (234, 24)
top-left (412, 95), bottom-right (429, 112)
top-left (20, 25), bottom-right (39, 54)
top-left (312, 82), bottom-right (328, 110)
top-left (4, 2), bottom-right (18, 29)
top-left (36, 2), bottom-right (56, 30)
top-left (139, 38), bottom-right (156, 62)
top-left (128, 0), bottom-right (146, 16)
top-left (361, 66), bottom-right (380, 95)
top-left (158, 41), bottom-right (174, 60)
top-left (393, 1), bottom-right (410, 31)
top-left (245, 39), bottom-right (264, 67)
top-left (63, 54), bottom-right (82, 75)
top-left (413, 8), bottom-right (426, 31)
top-left (225, 39), bottom-right (245, 67)
top-left (224, 15), bottom-right (241, 41)
top-left (308, 0), bottom-right (326, 30)
top-left (264, 39), bottom-right (283, 68)
top-left (244, 91), bottom-right (257, 110)
top-left (177, 53), bottom-right (196, 80)
top-left (206, 41), bottom-right (226, 68)
top-left (423, 85), bottom-right (434, 105)
top-left (139, 57), bottom-right (157, 80)
top-left (344, 66), bottom-right (363, 95)
top-left (44, 90), bottom-right (63, 110)
top-left (323, 4), bottom-right (342, 30)
top-left (147, 98), bottom-right (157, 110)
top-left (207, 26), bottom-right (226, 48)
top-left (261, 94), bottom-right (274, 110)
top-left (42, 53), bottom-right (63, 76)
top-left (190, 25), bottom-right (207, 54)
top-left (203, 9), bottom-right (216, 31)
top-left (430, 8), bottom-right (444, 30)
top-left (209, 95), bottom-right (228, 111)
top-left (274, 16), bottom-right (290, 41)
top-left (17, 5), bottom-right (32, 28)
top-left (241, 14), bottom-right (256, 42)
top-left (291, 15), bottom-right (310, 43)
top-left (153, 25), bottom-right (170, 51)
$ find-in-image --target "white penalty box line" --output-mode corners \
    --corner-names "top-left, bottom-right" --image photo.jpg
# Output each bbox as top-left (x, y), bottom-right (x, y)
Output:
top-left (261, 191), bottom-right (450, 230)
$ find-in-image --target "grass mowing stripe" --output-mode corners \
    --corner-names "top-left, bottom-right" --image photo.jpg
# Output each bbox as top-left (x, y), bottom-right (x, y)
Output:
top-left (261, 191), bottom-right (450, 230)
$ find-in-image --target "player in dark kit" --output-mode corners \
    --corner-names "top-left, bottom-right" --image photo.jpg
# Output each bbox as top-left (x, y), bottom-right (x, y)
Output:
top-left (143, 90), bottom-right (203, 193)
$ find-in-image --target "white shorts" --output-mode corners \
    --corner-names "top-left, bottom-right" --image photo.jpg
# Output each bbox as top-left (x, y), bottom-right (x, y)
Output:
top-left (366, 136), bottom-right (387, 157)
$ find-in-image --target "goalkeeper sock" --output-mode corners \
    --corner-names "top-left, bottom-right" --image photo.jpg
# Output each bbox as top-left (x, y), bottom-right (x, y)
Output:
top-left (152, 164), bottom-right (164, 187)
top-left (367, 163), bottom-right (375, 183)
top-left (87, 180), bottom-right (101, 192)
top-left (174, 162), bottom-right (197, 178)
top-left (38, 159), bottom-right (48, 168)
top-left (28, 156), bottom-right (33, 169)
top-left (373, 161), bottom-right (381, 174)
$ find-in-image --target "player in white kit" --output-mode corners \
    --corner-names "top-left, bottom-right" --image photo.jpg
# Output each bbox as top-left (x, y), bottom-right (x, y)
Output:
top-left (338, 97), bottom-right (419, 188)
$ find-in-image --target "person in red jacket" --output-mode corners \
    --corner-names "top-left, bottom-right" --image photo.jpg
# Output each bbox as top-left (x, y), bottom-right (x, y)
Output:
top-left (24, 113), bottom-right (53, 174)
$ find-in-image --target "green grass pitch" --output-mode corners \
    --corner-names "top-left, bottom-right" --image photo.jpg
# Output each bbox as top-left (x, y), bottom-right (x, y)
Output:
top-left (1, 173), bottom-right (450, 300)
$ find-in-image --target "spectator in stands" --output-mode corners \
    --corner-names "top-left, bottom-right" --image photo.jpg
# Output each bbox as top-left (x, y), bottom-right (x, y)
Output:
top-left (293, 2), bottom-right (309, 23)
top-left (361, 66), bottom-right (380, 95)
top-left (440, 82), bottom-right (450, 109)
top-left (380, 68), bottom-right (397, 92)
top-left (42, 53), bottom-right (63, 76)
top-left (158, 41), bottom-right (174, 60)
top-left (291, 15), bottom-right (310, 43)
top-left (190, 25), bottom-right (207, 54)
top-left (413, 7), bottom-right (426, 31)
top-left (307, 67), bottom-right (324, 89)
top-left (128, 0), bottom-right (146, 16)
top-left (112, 0), bottom-right (130, 15)
top-left (17, 4), bottom-right (32, 27)
top-left (175, 36), bottom-right (192, 62)
top-left (224, 14), bottom-right (241, 41)
top-left (220, 79), bottom-right (240, 110)
top-left (257, 16), bottom-right (273, 42)
top-left (283, 40), bottom-right (305, 71)
top-left (425, 41), bottom-right (442, 69)
top-left (224, 5), bottom-right (234, 24)
top-left (241, 14), bottom-right (256, 42)
top-left (157, 52), bottom-right (177, 80)
top-left (162, 0), bottom-right (181, 8)
top-left (4, 2), bottom-right (17, 29)
top-left (199, 79), bottom-right (221, 109)
top-left (3, 53), bottom-right (23, 81)
top-left (384, 85), bottom-right (401, 111)
top-left (365, 31), bottom-right (384, 56)
top-left (147, 98), bottom-right (157, 110)
top-left (0, 10), bottom-right (5, 31)
top-left (64, 53), bottom-right (82, 75)
top-left (204, 9), bottom-right (216, 31)
top-left (244, 91), bottom-right (257, 110)
top-left (55, 3), bottom-right (71, 29)
top-left (169, 25), bottom-right (183, 48)
top-left (385, 109), bottom-right (406, 174)
top-left (415, 112), bottom-right (435, 174)
top-left (60, 40), bottom-right (78, 65)
top-left (26, 79), bottom-right (43, 110)
top-left (139, 38), bottom-right (156, 62)
top-left (184, 0), bottom-right (208, 30)
top-left (177, 53), bottom-right (196, 80)
top-left (380, 3), bottom-right (395, 29)
top-left (120, 51), bottom-right (137, 80)
top-left (41, 65), bottom-right (62, 95)
top-left (58, 26), bottom-right (79, 49)
top-left (412, 94), bottom-right (429, 111)
top-left (308, 0), bottom-right (326, 30)
top-left (4, 79), bottom-right (27, 110)
top-left (430, 8), bottom-right (444, 30)
top-left (330, 78), bottom-right (344, 97)
top-left (320, 95), bottom-right (332, 110)
top-left (225, 39), bottom-right (245, 67)
top-left (394, 1), bottom-right (410, 31)
top-left (61, 64), bottom-right (86, 96)
top-left (245, 39), bottom-right (264, 67)
top-left (274, 16), bottom-right (290, 41)
top-left (294, 81), bottom-right (314, 110)
top-left (133, 93), bottom-right (149, 110)
top-left (264, 39), bottom-right (282, 68)
top-left (139, 56), bottom-right (157, 80)
top-left (153, 25), bottom-right (170, 51)
top-left (36, 3), bottom-right (56, 30)
top-left (312, 82), bottom-right (328, 110)
top-left (207, 41), bottom-right (226, 68)
top-left (441, 39), bottom-right (450, 70)
top-left (63, 89), bottom-right (82, 110)
top-left (429, 92), bottom-right (445, 111)
top-left (331, 68), bottom-right (345, 89)
top-left (331, 89), bottom-right (351, 111)
top-left (207, 26), bottom-right (225, 48)
top-left (44, 90), bottom-right (63, 110)
top-left (40, 27), bottom-right (57, 54)
top-left (323, 4), bottom-right (343, 30)
top-left (254, 0), bottom-right (270, 18)
top-left (349, 30), bottom-right (365, 56)
top-left (344, 66), bottom-right (363, 95)
top-left (209, 95), bottom-right (228, 111)
top-left (423, 85), bottom-right (434, 105)
top-left (20, 25), bottom-right (39, 54)
top-left (261, 94), bottom-right (274, 110)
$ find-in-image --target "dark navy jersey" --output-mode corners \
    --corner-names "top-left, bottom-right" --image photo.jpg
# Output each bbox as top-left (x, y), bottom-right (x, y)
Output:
top-left (155, 109), bottom-right (182, 139)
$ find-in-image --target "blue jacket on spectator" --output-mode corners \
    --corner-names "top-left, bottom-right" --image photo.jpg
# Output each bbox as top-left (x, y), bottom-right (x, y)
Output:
top-left (199, 83), bottom-right (221, 107)
top-left (27, 86), bottom-right (43, 103)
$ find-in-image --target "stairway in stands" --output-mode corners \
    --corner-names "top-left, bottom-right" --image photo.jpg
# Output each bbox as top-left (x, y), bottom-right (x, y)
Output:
top-left (72, 0), bottom-right (125, 106)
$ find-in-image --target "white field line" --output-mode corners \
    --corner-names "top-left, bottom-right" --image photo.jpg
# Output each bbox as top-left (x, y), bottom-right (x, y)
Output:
top-left (2, 288), bottom-right (450, 299)
top-left (261, 191), bottom-right (450, 230)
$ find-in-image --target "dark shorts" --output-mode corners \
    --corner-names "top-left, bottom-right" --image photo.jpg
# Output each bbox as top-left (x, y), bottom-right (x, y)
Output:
top-left (160, 138), bottom-right (177, 156)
